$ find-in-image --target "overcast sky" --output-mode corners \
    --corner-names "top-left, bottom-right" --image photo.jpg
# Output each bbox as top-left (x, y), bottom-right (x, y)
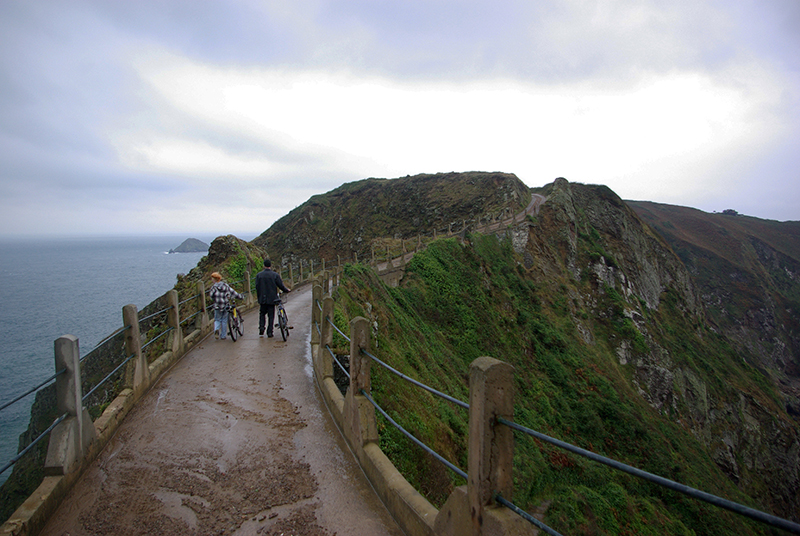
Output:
top-left (1, 0), bottom-right (798, 239)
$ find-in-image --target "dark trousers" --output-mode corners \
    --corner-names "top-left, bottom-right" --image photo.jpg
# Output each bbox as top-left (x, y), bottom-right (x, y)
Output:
top-left (259, 303), bottom-right (276, 335)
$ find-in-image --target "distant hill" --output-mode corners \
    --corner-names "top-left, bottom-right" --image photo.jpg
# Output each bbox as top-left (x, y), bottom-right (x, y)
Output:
top-left (252, 171), bottom-right (531, 262)
top-left (169, 238), bottom-right (208, 253)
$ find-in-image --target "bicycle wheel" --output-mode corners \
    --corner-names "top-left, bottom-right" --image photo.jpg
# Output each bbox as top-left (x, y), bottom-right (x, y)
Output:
top-left (228, 310), bottom-right (238, 342)
top-left (278, 307), bottom-right (289, 341)
top-left (234, 308), bottom-right (243, 337)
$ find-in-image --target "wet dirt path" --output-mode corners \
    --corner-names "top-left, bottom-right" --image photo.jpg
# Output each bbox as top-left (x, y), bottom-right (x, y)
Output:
top-left (40, 285), bottom-right (404, 536)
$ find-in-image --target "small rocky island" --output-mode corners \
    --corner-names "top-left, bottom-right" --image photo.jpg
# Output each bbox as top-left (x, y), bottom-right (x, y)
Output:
top-left (169, 238), bottom-right (209, 253)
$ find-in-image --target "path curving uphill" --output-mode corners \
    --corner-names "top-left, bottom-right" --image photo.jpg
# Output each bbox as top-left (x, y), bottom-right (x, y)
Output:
top-left (39, 285), bottom-right (403, 536)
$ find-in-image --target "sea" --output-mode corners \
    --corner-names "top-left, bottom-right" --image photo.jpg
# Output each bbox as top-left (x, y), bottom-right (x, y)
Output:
top-left (0, 235), bottom-right (221, 486)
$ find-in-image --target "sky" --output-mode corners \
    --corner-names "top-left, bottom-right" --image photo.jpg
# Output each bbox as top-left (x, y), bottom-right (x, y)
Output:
top-left (1, 1), bottom-right (799, 240)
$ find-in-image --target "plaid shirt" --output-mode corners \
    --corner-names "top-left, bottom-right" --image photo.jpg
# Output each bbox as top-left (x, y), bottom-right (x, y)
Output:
top-left (209, 281), bottom-right (244, 311)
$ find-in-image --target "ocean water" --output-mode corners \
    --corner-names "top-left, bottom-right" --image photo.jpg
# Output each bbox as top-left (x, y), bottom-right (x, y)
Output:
top-left (0, 235), bottom-right (214, 485)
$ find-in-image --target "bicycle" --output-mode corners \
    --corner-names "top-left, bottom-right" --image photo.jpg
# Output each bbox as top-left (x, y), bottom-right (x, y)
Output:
top-left (227, 300), bottom-right (244, 342)
top-left (274, 293), bottom-right (290, 341)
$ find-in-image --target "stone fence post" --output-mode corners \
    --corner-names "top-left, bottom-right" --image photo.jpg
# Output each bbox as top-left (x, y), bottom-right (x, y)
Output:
top-left (122, 304), bottom-right (149, 398)
top-left (315, 296), bottom-right (335, 386)
top-left (44, 335), bottom-right (97, 475)
top-left (166, 290), bottom-right (184, 358)
top-left (343, 317), bottom-right (378, 447)
top-left (469, 357), bottom-right (515, 534)
top-left (311, 284), bottom-right (322, 347)
top-left (245, 270), bottom-right (254, 308)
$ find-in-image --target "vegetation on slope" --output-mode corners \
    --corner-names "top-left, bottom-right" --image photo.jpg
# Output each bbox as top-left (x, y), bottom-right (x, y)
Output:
top-left (331, 234), bottom-right (781, 536)
top-left (253, 171), bottom-right (531, 263)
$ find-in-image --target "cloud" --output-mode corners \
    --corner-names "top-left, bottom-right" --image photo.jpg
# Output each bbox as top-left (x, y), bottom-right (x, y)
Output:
top-left (0, 0), bottom-right (798, 238)
top-left (120, 49), bottom-right (789, 201)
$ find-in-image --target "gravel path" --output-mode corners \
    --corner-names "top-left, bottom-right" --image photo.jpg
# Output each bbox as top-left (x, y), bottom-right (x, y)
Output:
top-left (39, 285), bottom-right (404, 536)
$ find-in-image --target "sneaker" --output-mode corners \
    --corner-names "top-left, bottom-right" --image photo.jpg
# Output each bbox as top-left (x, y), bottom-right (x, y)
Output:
top-left (259, 329), bottom-right (265, 337)
top-left (220, 336), bottom-right (226, 340)
top-left (267, 333), bottom-right (274, 338)
top-left (215, 329), bottom-right (220, 339)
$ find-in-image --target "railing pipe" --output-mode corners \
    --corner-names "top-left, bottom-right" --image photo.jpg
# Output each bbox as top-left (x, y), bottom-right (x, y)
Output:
top-left (364, 349), bottom-right (469, 410)
top-left (138, 305), bottom-right (171, 324)
top-left (0, 368), bottom-right (66, 413)
top-left (498, 417), bottom-right (800, 534)
top-left (327, 316), bottom-right (351, 342)
top-left (79, 326), bottom-right (126, 363)
top-left (361, 389), bottom-right (467, 480)
top-left (82, 353), bottom-right (136, 403)
top-left (0, 413), bottom-right (68, 477)
top-left (494, 494), bottom-right (562, 536)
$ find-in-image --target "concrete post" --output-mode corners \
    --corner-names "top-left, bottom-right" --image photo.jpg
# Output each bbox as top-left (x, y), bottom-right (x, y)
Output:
top-left (322, 258), bottom-right (326, 273)
top-left (245, 270), bottom-right (253, 307)
top-left (311, 284), bottom-right (322, 347)
top-left (468, 357), bottom-right (515, 535)
top-left (343, 317), bottom-right (377, 447)
top-left (289, 263), bottom-right (294, 288)
top-left (323, 270), bottom-right (330, 294)
top-left (300, 261), bottom-right (304, 283)
top-left (166, 290), bottom-right (184, 358)
top-left (319, 296), bottom-right (335, 381)
top-left (197, 280), bottom-right (209, 334)
top-left (123, 303), bottom-right (149, 398)
top-left (44, 335), bottom-right (97, 475)
top-left (311, 259), bottom-right (315, 280)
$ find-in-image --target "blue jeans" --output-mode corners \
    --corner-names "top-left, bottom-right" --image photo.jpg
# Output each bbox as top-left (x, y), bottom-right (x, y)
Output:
top-left (214, 308), bottom-right (229, 338)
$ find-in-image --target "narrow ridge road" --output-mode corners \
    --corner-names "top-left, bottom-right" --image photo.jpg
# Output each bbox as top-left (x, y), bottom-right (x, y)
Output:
top-left (40, 284), bottom-right (404, 536)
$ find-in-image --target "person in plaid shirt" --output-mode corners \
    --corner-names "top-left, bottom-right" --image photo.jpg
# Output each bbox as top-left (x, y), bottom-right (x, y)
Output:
top-left (209, 272), bottom-right (244, 340)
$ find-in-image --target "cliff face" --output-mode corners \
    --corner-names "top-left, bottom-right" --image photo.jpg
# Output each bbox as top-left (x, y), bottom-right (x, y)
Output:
top-left (518, 180), bottom-right (799, 519)
top-left (628, 201), bottom-right (800, 417)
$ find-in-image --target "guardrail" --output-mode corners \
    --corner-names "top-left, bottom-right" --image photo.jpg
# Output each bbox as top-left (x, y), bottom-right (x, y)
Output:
top-left (310, 269), bottom-right (800, 536)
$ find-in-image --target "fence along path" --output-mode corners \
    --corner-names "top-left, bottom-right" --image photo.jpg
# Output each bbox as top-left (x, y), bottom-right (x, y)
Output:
top-left (31, 284), bottom-right (403, 536)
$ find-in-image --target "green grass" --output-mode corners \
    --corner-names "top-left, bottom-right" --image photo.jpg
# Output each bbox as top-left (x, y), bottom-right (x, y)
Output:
top-left (331, 234), bottom-right (778, 536)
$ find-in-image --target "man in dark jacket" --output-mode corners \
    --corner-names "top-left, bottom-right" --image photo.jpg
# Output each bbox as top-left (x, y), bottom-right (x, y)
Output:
top-left (256, 258), bottom-right (291, 337)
